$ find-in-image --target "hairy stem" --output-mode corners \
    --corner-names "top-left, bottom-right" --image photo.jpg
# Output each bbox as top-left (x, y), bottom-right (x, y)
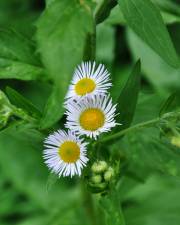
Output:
top-left (99, 111), bottom-right (180, 143)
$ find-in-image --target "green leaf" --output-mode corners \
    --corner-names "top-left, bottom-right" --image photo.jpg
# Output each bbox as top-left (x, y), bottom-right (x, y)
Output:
top-left (6, 87), bottom-right (42, 118)
top-left (161, 11), bottom-right (180, 25)
top-left (124, 128), bottom-right (180, 178)
top-left (105, 6), bottom-right (126, 25)
top-left (124, 175), bottom-right (180, 225)
top-left (106, 5), bottom-right (180, 25)
top-left (152, 0), bottom-right (180, 17)
top-left (36, 0), bottom-right (93, 129)
top-left (116, 60), bottom-right (141, 131)
top-left (159, 92), bottom-right (177, 116)
top-left (0, 58), bottom-right (46, 81)
top-left (127, 29), bottom-right (180, 95)
top-left (0, 29), bottom-right (46, 81)
top-left (100, 191), bottom-right (126, 225)
top-left (110, 67), bottom-right (131, 102)
top-left (119, 0), bottom-right (180, 68)
top-left (0, 28), bottom-right (40, 66)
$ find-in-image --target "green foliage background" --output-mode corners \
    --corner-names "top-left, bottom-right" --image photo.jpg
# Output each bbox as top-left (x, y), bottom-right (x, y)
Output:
top-left (0, 0), bottom-right (180, 225)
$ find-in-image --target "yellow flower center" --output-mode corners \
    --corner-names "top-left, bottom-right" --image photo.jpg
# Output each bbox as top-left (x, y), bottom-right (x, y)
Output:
top-left (75, 78), bottom-right (96, 96)
top-left (80, 108), bottom-right (105, 131)
top-left (59, 141), bottom-right (80, 163)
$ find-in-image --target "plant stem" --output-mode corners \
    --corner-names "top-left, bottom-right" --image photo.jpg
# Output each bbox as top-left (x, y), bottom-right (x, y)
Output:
top-left (95, 0), bottom-right (117, 24)
top-left (99, 111), bottom-right (180, 143)
top-left (81, 182), bottom-right (97, 225)
top-left (83, 21), bottom-right (96, 61)
top-left (100, 118), bottom-right (159, 143)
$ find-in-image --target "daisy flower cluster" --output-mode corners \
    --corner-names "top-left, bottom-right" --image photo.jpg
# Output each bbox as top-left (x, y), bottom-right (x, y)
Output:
top-left (43, 62), bottom-right (118, 178)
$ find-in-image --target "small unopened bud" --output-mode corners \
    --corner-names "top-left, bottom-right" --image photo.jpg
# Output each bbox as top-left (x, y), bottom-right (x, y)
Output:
top-left (104, 167), bottom-right (114, 181)
top-left (171, 136), bottom-right (180, 148)
top-left (91, 161), bottom-right (108, 173)
top-left (91, 174), bottom-right (102, 184)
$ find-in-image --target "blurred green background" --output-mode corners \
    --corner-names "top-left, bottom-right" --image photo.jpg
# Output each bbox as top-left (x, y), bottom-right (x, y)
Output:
top-left (0, 0), bottom-right (180, 225)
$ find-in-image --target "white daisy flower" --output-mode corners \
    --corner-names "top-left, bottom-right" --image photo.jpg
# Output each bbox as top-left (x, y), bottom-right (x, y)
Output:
top-left (43, 130), bottom-right (89, 177)
top-left (65, 95), bottom-right (118, 139)
top-left (65, 61), bottom-right (112, 101)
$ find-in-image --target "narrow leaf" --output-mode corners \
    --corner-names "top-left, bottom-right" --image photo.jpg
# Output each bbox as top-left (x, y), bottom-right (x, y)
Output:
top-left (159, 92), bottom-right (177, 116)
top-left (116, 60), bottom-right (141, 131)
top-left (119, 0), bottom-right (180, 68)
top-left (6, 87), bottom-right (42, 118)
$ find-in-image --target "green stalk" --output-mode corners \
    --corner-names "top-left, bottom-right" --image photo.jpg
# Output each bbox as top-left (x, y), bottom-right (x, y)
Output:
top-left (83, 21), bottom-right (96, 61)
top-left (95, 0), bottom-right (117, 24)
top-left (99, 111), bottom-right (180, 143)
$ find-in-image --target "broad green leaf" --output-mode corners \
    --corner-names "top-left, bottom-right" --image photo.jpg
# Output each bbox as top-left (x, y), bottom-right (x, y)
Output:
top-left (100, 191), bottom-right (126, 225)
top-left (119, 0), bottom-right (180, 68)
top-left (106, 6), bottom-right (180, 25)
top-left (152, 0), bottom-right (180, 16)
top-left (0, 28), bottom-right (40, 66)
top-left (115, 60), bottom-right (141, 131)
top-left (6, 87), bottom-right (42, 118)
top-left (124, 128), bottom-right (180, 178)
top-left (0, 58), bottom-right (46, 81)
top-left (124, 175), bottom-right (180, 225)
top-left (0, 29), bottom-right (46, 81)
top-left (127, 29), bottom-right (180, 95)
top-left (36, 0), bottom-right (93, 129)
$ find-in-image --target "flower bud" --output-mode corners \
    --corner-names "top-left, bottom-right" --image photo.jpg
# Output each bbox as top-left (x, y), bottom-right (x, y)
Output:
top-left (91, 174), bottom-right (102, 184)
top-left (104, 167), bottom-right (114, 182)
top-left (171, 136), bottom-right (180, 148)
top-left (91, 161), bottom-right (108, 173)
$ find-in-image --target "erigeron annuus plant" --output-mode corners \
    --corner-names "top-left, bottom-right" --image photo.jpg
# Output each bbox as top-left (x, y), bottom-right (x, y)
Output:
top-left (0, 1), bottom-right (180, 225)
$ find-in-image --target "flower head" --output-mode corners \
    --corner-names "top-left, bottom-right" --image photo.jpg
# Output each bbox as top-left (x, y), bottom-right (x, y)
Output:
top-left (43, 130), bottom-right (89, 177)
top-left (65, 95), bottom-right (118, 139)
top-left (65, 61), bottom-right (111, 101)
